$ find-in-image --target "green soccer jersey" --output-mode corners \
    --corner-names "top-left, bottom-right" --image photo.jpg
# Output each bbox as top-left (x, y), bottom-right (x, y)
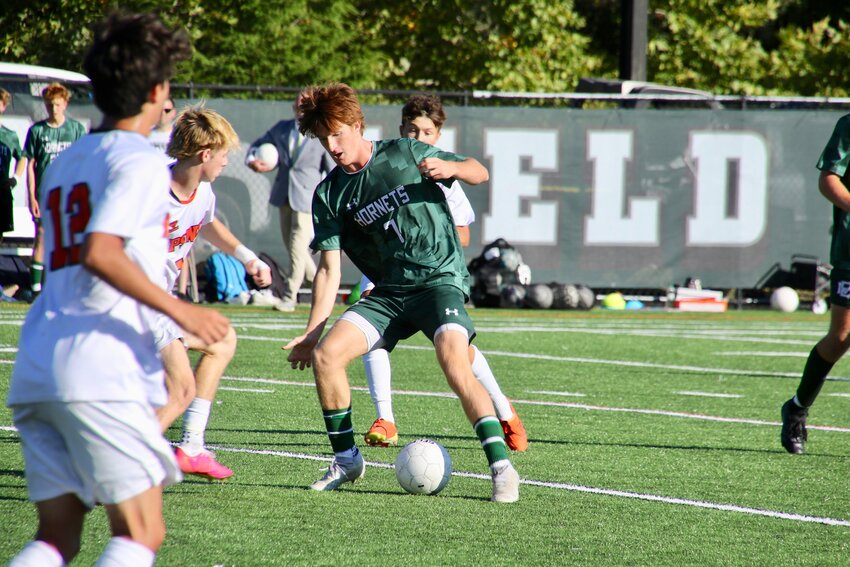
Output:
top-left (23, 118), bottom-right (86, 193)
top-left (817, 114), bottom-right (850, 270)
top-left (0, 126), bottom-right (22, 178)
top-left (312, 138), bottom-right (470, 295)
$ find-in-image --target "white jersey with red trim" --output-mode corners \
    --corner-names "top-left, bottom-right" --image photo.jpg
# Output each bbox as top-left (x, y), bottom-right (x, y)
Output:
top-left (8, 130), bottom-right (171, 407)
top-left (163, 181), bottom-right (215, 291)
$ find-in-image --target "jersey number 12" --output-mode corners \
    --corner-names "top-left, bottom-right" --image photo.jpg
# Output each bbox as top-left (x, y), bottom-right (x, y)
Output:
top-left (46, 183), bottom-right (91, 271)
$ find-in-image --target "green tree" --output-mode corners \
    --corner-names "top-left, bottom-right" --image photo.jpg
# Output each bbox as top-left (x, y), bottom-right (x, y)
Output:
top-left (358, 0), bottom-right (602, 93)
top-left (0, 0), bottom-right (103, 73)
top-left (0, 0), bottom-right (385, 97)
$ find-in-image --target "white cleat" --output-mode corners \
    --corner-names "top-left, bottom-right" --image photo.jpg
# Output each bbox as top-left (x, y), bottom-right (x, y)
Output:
top-left (490, 461), bottom-right (520, 503)
top-left (310, 449), bottom-right (365, 491)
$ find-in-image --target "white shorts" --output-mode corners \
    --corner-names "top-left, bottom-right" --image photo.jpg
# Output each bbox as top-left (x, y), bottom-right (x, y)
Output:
top-left (12, 401), bottom-right (181, 508)
top-left (150, 310), bottom-right (186, 351)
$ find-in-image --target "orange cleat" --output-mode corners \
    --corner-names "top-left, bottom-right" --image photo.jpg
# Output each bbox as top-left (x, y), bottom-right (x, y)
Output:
top-left (175, 447), bottom-right (233, 479)
top-left (364, 418), bottom-right (398, 447)
top-left (500, 403), bottom-right (528, 452)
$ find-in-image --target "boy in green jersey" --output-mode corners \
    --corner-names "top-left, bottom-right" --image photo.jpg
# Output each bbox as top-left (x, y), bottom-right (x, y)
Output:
top-left (0, 88), bottom-right (26, 235)
top-left (23, 82), bottom-right (87, 293)
top-left (781, 114), bottom-right (850, 454)
top-left (284, 83), bottom-right (519, 502)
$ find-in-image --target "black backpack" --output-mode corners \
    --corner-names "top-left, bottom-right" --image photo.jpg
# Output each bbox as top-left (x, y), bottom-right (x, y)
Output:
top-left (468, 238), bottom-right (530, 307)
top-left (247, 252), bottom-right (288, 299)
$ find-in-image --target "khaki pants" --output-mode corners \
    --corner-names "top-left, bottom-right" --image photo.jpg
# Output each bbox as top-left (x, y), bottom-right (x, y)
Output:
top-left (279, 204), bottom-right (316, 303)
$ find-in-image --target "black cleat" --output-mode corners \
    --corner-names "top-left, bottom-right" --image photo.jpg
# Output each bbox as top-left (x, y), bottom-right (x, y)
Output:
top-left (781, 398), bottom-right (808, 454)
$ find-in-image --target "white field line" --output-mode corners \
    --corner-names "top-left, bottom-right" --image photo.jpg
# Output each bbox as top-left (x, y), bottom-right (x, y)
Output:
top-left (474, 326), bottom-right (819, 345)
top-left (827, 393), bottom-right (850, 398)
top-left (402, 345), bottom-right (843, 380)
top-left (236, 339), bottom-right (848, 381)
top-left (218, 386), bottom-right (274, 393)
top-left (527, 390), bottom-right (587, 397)
top-left (715, 351), bottom-right (809, 357)
top-left (209, 445), bottom-right (850, 528)
top-left (222, 376), bottom-right (850, 434)
top-left (675, 391), bottom-right (743, 399)
top-left (2, 421), bottom-right (847, 526)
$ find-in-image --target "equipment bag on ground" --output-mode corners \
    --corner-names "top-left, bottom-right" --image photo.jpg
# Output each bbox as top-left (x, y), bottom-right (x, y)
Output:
top-left (204, 252), bottom-right (249, 302)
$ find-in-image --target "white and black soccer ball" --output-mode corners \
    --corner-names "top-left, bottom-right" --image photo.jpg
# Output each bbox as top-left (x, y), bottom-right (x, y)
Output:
top-left (771, 286), bottom-right (799, 313)
top-left (394, 439), bottom-right (452, 496)
top-left (500, 283), bottom-right (526, 308)
top-left (550, 283), bottom-right (580, 309)
top-left (576, 285), bottom-right (596, 310)
top-left (524, 283), bottom-right (554, 309)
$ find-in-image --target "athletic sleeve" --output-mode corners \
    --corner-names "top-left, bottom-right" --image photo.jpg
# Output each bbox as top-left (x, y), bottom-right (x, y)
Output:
top-left (74, 120), bottom-right (87, 140)
top-left (88, 149), bottom-right (170, 238)
top-left (407, 137), bottom-right (465, 164)
top-left (817, 114), bottom-right (850, 177)
top-left (22, 126), bottom-right (36, 160)
top-left (310, 177), bottom-right (342, 251)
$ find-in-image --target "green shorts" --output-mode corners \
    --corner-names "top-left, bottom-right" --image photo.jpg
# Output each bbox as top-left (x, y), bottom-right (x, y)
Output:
top-left (340, 285), bottom-right (476, 352)
top-left (831, 267), bottom-right (850, 308)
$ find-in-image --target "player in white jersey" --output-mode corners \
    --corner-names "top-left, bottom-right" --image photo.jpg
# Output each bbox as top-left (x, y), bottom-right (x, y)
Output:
top-left (6, 13), bottom-right (231, 567)
top-left (152, 106), bottom-right (271, 480)
top-left (360, 94), bottom-right (528, 452)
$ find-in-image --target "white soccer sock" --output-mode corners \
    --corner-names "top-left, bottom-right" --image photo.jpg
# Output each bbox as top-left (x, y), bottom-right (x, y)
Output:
top-left (471, 346), bottom-right (512, 421)
top-left (181, 397), bottom-right (212, 454)
top-left (363, 349), bottom-right (395, 423)
top-left (8, 540), bottom-right (65, 567)
top-left (95, 537), bottom-right (155, 567)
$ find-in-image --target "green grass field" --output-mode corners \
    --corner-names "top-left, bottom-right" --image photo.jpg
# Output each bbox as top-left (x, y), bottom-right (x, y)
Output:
top-left (1, 304), bottom-right (849, 565)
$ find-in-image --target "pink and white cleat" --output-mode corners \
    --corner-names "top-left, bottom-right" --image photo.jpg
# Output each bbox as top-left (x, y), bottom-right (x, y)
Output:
top-left (175, 447), bottom-right (233, 479)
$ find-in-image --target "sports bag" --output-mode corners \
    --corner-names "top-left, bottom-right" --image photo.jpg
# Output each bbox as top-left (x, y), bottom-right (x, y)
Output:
top-left (204, 252), bottom-right (249, 302)
top-left (246, 251), bottom-right (288, 299)
top-left (467, 238), bottom-right (531, 307)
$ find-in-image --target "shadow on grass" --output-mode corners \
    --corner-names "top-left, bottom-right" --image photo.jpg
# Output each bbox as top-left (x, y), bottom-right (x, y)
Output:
top-left (168, 477), bottom-right (486, 502)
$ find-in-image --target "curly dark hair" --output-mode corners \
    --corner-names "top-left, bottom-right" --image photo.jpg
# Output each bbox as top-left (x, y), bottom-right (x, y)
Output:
top-left (83, 12), bottom-right (191, 118)
top-left (401, 94), bottom-right (446, 129)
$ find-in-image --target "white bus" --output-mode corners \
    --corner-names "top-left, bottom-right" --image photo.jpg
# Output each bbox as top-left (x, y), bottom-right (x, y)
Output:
top-left (0, 63), bottom-right (94, 244)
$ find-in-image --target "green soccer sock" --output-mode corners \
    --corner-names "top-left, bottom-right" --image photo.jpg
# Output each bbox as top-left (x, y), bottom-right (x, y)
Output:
top-left (323, 406), bottom-right (355, 453)
top-left (474, 415), bottom-right (509, 466)
top-left (796, 346), bottom-right (834, 407)
top-left (30, 262), bottom-right (43, 292)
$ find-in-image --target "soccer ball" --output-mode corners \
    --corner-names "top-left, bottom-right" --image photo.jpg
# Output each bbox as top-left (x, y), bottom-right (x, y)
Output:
top-left (576, 285), bottom-right (596, 310)
top-left (499, 283), bottom-right (526, 308)
top-left (250, 143), bottom-right (279, 167)
top-left (394, 439), bottom-right (452, 495)
top-left (771, 286), bottom-right (799, 313)
top-left (524, 283), bottom-right (554, 309)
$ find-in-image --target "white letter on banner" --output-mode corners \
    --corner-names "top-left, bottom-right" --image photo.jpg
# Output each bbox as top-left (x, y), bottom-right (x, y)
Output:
top-left (687, 132), bottom-right (768, 246)
top-left (585, 130), bottom-right (659, 245)
top-left (482, 130), bottom-right (558, 243)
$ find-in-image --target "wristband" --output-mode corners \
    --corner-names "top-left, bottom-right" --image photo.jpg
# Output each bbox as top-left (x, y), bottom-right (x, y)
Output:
top-left (234, 244), bottom-right (259, 265)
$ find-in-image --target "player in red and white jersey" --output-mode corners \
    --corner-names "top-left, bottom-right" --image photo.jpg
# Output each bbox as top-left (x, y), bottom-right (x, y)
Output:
top-left (6, 13), bottom-right (231, 567)
top-left (151, 106), bottom-right (271, 480)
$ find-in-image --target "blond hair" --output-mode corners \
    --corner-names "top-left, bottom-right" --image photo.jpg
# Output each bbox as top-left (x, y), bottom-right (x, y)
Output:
top-left (167, 105), bottom-right (239, 160)
top-left (41, 82), bottom-right (71, 102)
